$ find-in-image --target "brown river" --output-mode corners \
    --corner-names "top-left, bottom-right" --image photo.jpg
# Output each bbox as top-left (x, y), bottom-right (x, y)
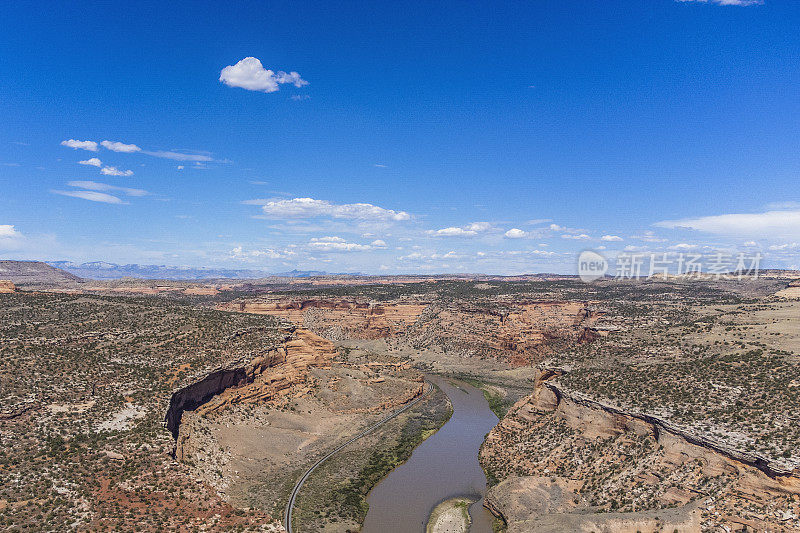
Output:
top-left (361, 376), bottom-right (499, 532)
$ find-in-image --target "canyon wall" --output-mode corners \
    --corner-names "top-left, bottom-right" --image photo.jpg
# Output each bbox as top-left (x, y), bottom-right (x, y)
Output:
top-left (481, 371), bottom-right (800, 532)
top-left (222, 297), bottom-right (604, 365)
top-left (165, 327), bottom-right (337, 455)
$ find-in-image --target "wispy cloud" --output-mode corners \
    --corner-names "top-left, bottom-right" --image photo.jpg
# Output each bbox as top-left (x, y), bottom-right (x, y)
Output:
top-left (141, 150), bottom-right (213, 162)
top-left (51, 181), bottom-right (150, 204)
top-left (67, 181), bottom-right (149, 197)
top-left (655, 209), bottom-right (800, 238)
top-left (676, 0), bottom-right (763, 5)
top-left (220, 57), bottom-right (308, 93)
top-left (62, 139), bottom-right (214, 162)
top-left (51, 190), bottom-right (126, 204)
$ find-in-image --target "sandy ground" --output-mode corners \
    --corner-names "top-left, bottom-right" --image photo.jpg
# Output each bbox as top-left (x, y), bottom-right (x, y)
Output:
top-left (426, 498), bottom-right (471, 533)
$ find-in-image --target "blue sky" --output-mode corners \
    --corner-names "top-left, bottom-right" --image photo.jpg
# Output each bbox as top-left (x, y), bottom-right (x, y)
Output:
top-left (1, 0), bottom-right (799, 274)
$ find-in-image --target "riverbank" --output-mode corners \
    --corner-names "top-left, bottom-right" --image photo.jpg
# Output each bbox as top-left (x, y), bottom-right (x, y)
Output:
top-left (289, 383), bottom-right (452, 532)
top-left (426, 498), bottom-right (471, 533)
top-left (362, 376), bottom-right (499, 533)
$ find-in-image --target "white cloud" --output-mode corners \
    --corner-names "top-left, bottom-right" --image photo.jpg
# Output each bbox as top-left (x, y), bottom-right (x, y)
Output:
top-left (655, 209), bottom-right (800, 239)
top-left (0, 225), bottom-right (22, 239)
top-left (61, 139), bottom-right (98, 151)
top-left (464, 222), bottom-right (492, 232)
top-left (67, 181), bottom-right (149, 197)
top-left (676, 0), bottom-right (763, 5)
top-left (255, 197), bottom-right (410, 221)
top-left (101, 140), bottom-right (141, 153)
top-left (51, 190), bottom-right (126, 204)
top-left (561, 233), bottom-right (591, 240)
top-left (79, 157), bottom-right (103, 167)
top-left (100, 166), bottom-right (134, 176)
top-left (309, 236), bottom-right (371, 252)
top-left (0, 225), bottom-right (24, 251)
top-left (428, 227), bottom-right (476, 237)
top-left (669, 243), bottom-right (699, 250)
top-left (229, 246), bottom-right (293, 261)
top-left (768, 243), bottom-right (799, 251)
top-left (601, 234), bottom-right (623, 242)
top-left (632, 230), bottom-right (667, 242)
top-left (371, 239), bottom-right (387, 247)
top-left (428, 222), bottom-right (493, 237)
top-left (504, 228), bottom-right (528, 239)
top-left (219, 57), bottom-right (309, 93)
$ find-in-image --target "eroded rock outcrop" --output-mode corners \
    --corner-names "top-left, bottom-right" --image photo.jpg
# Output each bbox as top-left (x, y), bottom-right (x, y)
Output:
top-left (165, 327), bottom-right (337, 454)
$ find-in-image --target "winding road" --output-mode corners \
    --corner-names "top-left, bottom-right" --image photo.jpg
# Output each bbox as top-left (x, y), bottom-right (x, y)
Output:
top-left (283, 381), bottom-right (433, 533)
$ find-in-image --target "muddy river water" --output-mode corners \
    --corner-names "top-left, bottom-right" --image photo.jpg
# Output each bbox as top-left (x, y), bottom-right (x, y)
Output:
top-left (362, 376), bottom-right (499, 532)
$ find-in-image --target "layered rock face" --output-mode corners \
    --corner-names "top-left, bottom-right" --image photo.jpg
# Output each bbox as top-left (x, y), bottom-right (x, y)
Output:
top-left (481, 372), bottom-right (800, 532)
top-left (0, 280), bottom-right (15, 293)
top-left (222, 297), bottom-right (604, 365)
top-left (167, 327), bottom-right (337, 459)
top-left (407, 301), bottom-right (604, 365)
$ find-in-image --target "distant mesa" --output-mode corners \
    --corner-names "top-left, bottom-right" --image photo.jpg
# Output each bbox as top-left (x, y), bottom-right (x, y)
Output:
top-left (0, 261), bottom-right (82, 286)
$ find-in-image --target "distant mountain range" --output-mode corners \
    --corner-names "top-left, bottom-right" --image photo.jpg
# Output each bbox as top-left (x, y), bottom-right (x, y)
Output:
top-left (46, 261), bottom-right (356, 280)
